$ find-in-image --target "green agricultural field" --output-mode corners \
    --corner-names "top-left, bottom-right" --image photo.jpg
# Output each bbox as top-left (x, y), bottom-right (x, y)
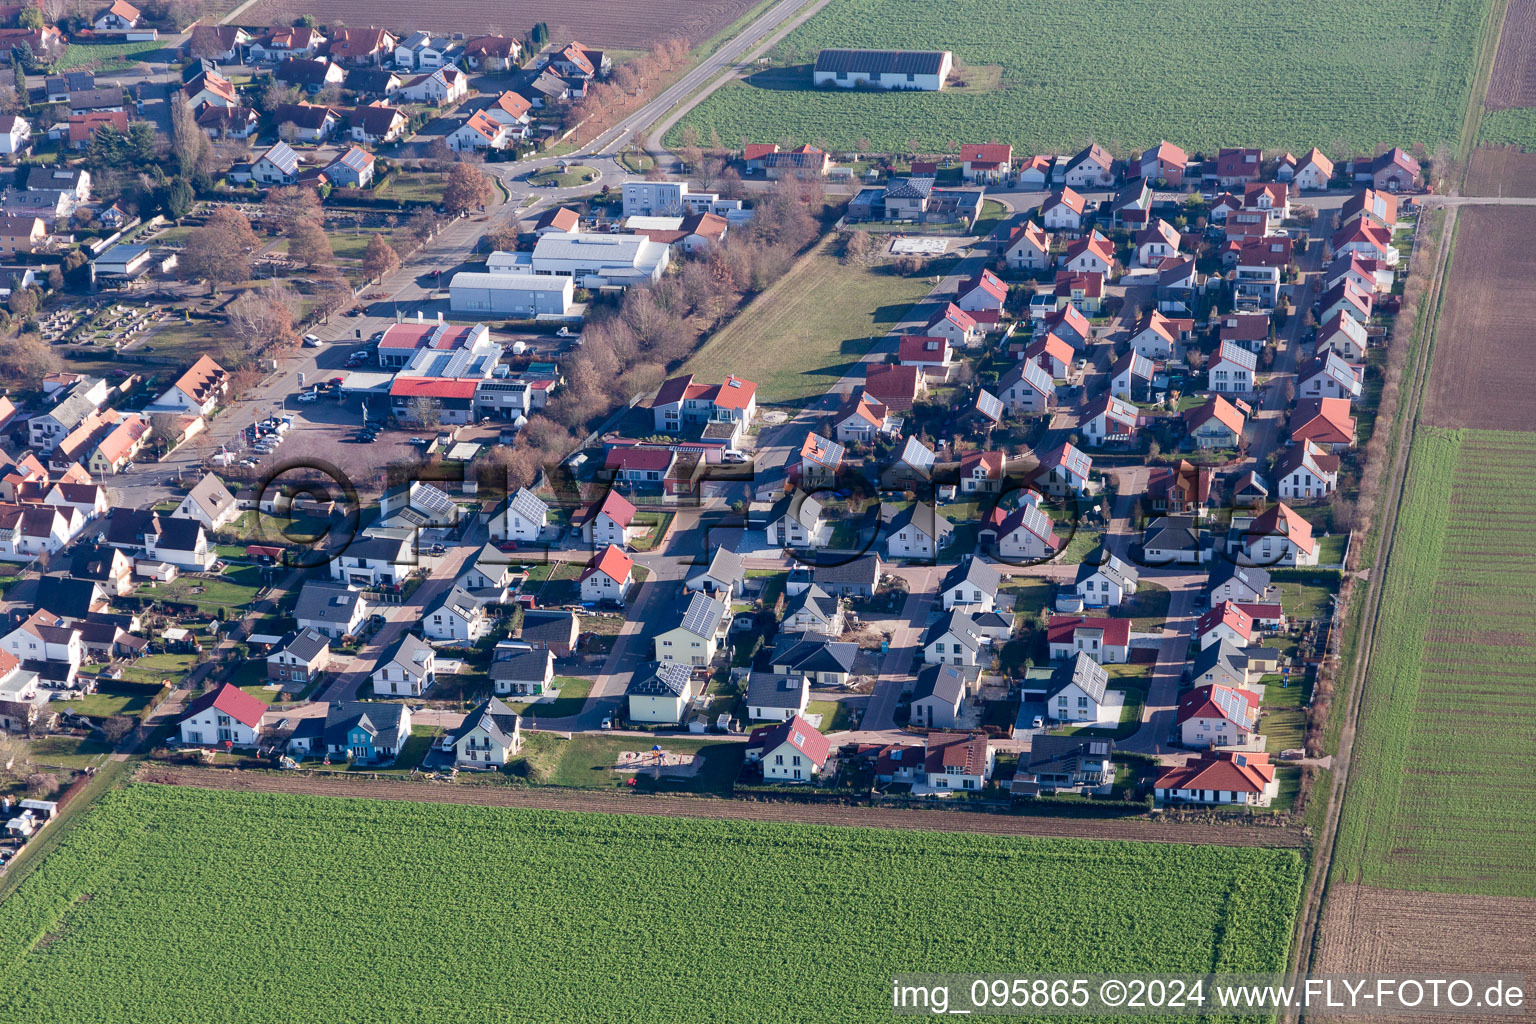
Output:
top-left (683, 237), bottom-right (943, 407)
top-left (1332, 428), bottom-right (1536, 898)
top-left (0, 784), bottom-right (1304, 1023)
top-left (1479, 108), bottom-right (1536, 151)
top-left (672, 0), bottom-right (1494, 154)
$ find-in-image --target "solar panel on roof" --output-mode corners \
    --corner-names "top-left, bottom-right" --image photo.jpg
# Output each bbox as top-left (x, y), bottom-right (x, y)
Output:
top-left (975, 389), bottom-right (1003, 423)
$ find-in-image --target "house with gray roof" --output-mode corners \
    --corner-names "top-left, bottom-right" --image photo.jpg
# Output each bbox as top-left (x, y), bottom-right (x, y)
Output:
top-left (1013, 735), bottom-right (1114, 794)
top-left (684, 546), bottom-right (745, 599)
top-left (447, 697), bottom-right (522, 767)
top-left (423, 585), bottom-right (492, 643)
top-left (911, 663), bottom-right (978, 729)
top-left (745, 671), bottom-right (810, 721)
top-left (293, 581), bottom-right (368, 640)
top-left (1208, 562), bottom-right (1273, 605)
top-left (322, 701), bottom-right (411, 765)
top-left (458, 543), bottom-right (515, 597)
top-left (266, 627), bottom-right (331, 685)
top-left (493, 486), bottom-right (549, 543)
top-left (764, 492), bottom-right (827, 548)
top-left (886, 502), bottom-right (954, 560)
top-left (770, 632), bottom-right (858, 687)
top-left (1142, 515), bottom-right (1210, 566)
top-left (1074, 549), bottom-right (1140, 608)
top-left (922, 610), bottom-right (983, 667)
top-left (172, 473), bottom-right (238, 531)
top-left (1045, 653), bottom-right (1110, 722)
top-left (812, 554), bottom-right (881, 598)
top-left (655, 591), bottom-right (729, 669)
top-left (490, 647), bottom-right (554, 696)
top-left (517, 610), bottom-right (579, 657)
top-left (372, 633), bottom-right (435, 696)
top-left (813, 48), bottom-right (952, 90)
top-left (627, 662), bottom-right (696, 724)
top-left (782, 583), bottom-right (845, 638)
top-left (939, 555), bottom-right (1000, 612)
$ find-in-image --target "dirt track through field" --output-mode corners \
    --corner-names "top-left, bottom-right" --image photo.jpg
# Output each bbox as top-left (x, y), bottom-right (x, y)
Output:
top-left (1314, 885), bottom-right (1536, 1023)
top-left (1422, 206), bottom-right (1536, 429)
top-left (244, 0), bottom-right (765, 50)
top-left (138, 766), bottom-right (1310, 848)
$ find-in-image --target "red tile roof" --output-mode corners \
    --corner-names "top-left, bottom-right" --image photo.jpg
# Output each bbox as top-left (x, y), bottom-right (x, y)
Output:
top-left (1155, 751), bottom-right (1274, 795)
top-left (1047, 614), bottom-right (1130, 648)
top-left (1196, 601), bottom-right (1254, 643)
top-left (1024, 332), bottom-right (1074, 368)
top-left (961, 268), bottom-right (1007, 304)
top-left (748, 714), bottom-right (830, 767)
top-left (604, 446), bottom-right (675, 473)
top-left (389, 377), bottom-right (477, 400)
top-left (1290, 397), bottom-right (1355, 447)
top-left (182, 682), bottom-right (266, 729)
top-left (924, 733), bottom-right (990, 774)
top-left (1043, 187), bottom-right (1086, 215)
top-left (580, 544), bottom-right (633, 584)
top-left (1186, 395), bottom-right (1246, 437)
top-left (862, 363), bottom-right (922, 411)
top-left (1176, 683), bottom-right (1259, 728)
top-left (961, 143), bottom-right (1012, 165)
top-left (1245, 502), bottom-right (1316, 557)
top-left (898, 335), bottom-right (950, 364)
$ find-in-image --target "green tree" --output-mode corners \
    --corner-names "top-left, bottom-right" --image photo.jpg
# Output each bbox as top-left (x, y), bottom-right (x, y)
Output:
top-left (17, 8), bottom-right (43, 30)
top-left (129, 120), bottom-right (157, 163)
top-left (162, 178), bottom-right (194, 221)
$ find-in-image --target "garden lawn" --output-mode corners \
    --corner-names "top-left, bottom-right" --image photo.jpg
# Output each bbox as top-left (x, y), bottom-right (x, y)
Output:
top-left (374, 172), bottom-right (445, 205)
top-left (137, 566), bottom-right (265, 613)
top-left (518, 733), bottom-right (745, 796)
top-left (1332, 428), bottom-right (1536, 898)
top-left (53, 39), bottom-right (177, 72)
top-left (672, 0), bottom-right (1495, 154)
top-left (510, 676), bottom-right (593, 720)
top-left (0, 784), bottom-right (1305, 1024)
top-left (682, 237), bottom-right (942, 407)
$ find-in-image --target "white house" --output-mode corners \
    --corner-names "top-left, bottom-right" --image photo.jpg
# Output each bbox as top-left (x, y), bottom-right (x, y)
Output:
top-left (329, 534), bottom-right (413, 587)
top-left (1047, 616), bottom-right (1130, 665)
top-left (996, 500), bottom-right (1061, 561)
top-left (398, 65), bottom-right (467, 106)
top-left (922, 610), bottom-right (983, 667)
top-left (1040, 188), bottom-right (1087, 230)
top-left (1004, 222), bottom-right (1052, 271)
top-left (422, 586), bottom-right (491, 643)
top-left (171, 473), bottom-right (237, 531)
top-left (1177, 683), bottom-right (1260, 749)
top-left (746, 715), bottom-right (830, 782)
top-left (1316, 311), bottom-right (1368, 362)
top-left (1063, 143), bottom-right (1115, 188)
top-left (447, 698), bottom-right (522, 768)
top-left (578, 492), bottom-right (641, 550)
top-left (371, 634), bottom-right (435, 697)
top-left (1208, 341), bottom-right (1258, 394)
top-left (939, 556), bottom-right (999, 613)
top-left (1235, 503), bottom-right (1319, 567)
top-left (490, 487), bottom-right (549, 544)
top-left (1154, 751), bottom-right (1279, 806)
top-left (579, 545), bottom-right (634, 605)
top-left (0, 114), bottom-right (30, 155)
top-left (177, 683), bottom-right (264, 748)
top-left (997, 359), bottom-right (1055, 414)
top-left (1079, 394), bottom-right (1138, 446)
top-left (1045, 653), bottom-right (1111, 722)
top-left (1129, 310), bottom-right (1179, 359)
top-left (886, 502), bottom-right (953, 560)
top-left (251, 142), bottom-right (299, 186)
top-left (1074, 552), bottom-right (1139, 608)
top-left (765, 493), bottom-right (829, 549)
top-left (1275, 441), bottom-right (1339, 501)
top-left (1294, 148), bottom-right (1335, 190)
top-left (921, 734), bottom-right (994, 791)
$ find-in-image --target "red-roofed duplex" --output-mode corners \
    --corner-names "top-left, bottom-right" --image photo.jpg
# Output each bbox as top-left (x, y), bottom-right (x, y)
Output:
top-left (605, 446), bottom-right (675, 484)
top-left (650, 373), bottom-right (757, 433)
top-left (1155, 751), bottom-right (1278, 806)
top-left (177, 683), bottom-right (266, 748)
top-left (1196, 601), bottom-right (1254, 649)
top-left (1047, 615), bottom-right (1130, 664)
top-left (961, 143), bottom-right (1012, 183)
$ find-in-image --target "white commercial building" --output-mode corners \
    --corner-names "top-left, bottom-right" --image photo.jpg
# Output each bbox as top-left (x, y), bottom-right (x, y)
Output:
top-left (449, 271), bottom-right (573, 317)
top-left (621, 179), bottom-right (743, 218)
top-left (529, 231), bottom-right (671, 288)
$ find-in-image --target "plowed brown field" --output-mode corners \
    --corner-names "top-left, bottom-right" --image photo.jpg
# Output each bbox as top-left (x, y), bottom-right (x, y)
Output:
top-left (1486, 0), bottom-right (1536, 109)
top-left (1423, 205), bottom-right (1536, 429)
top-left (140, 765), bottom-right (1311, 847)
top-left (1465, 145), bottom-right (1536, 195)
top-left (243, 0), bottom-right (764, 50)
top-left (1315, 885), bottom-right (1536, 1023)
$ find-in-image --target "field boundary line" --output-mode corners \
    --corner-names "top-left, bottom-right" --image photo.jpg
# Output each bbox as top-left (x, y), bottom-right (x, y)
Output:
top-left (1458, 0), bottom-right (1514, 171)
top-left (1287, 207), bottom-right (1459, 1023)
top-left (136, 765), bottom-right (1312, 848)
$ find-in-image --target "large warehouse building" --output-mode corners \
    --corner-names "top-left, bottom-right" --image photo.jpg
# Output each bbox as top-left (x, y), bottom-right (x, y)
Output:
top-left (448, 271), bottom-right (574, 317)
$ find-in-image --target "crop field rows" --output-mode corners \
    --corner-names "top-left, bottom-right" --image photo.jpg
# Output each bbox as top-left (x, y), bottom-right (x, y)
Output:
top-left (1331, 428), bottom-right (1536, 899)
top-left (1423, 207), bottom-right (1536, 429)
top-left (245, 0), bottom-right (765, 49)
top-left (1485, 0), bottom-right (1536, 109)
top-left (0, 784), bottom-right (1305, 1024)
top-left (673, 0), bottom-right (1493, 154)
top-left (1463, 146), bottom-right (1536, 194)
top-left (1315, 885), bottom-right (1536, 1022)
